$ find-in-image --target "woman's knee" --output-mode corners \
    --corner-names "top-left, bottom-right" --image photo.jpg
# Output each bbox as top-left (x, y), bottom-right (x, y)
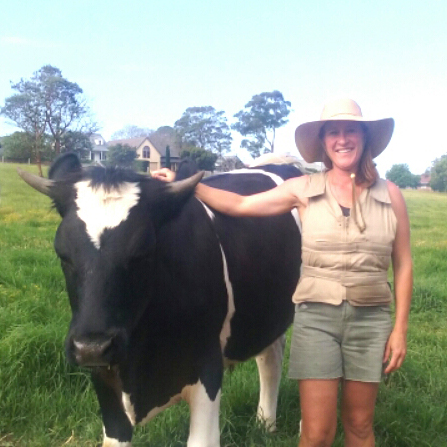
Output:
top-left (300, 420), bottom-right (337, 447)
top-left (342, 413), bottom-right (374, 440)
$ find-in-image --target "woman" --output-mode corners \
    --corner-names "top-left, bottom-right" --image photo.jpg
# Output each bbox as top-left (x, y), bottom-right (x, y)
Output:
top-left (153, 98), bottom-right (412, 447)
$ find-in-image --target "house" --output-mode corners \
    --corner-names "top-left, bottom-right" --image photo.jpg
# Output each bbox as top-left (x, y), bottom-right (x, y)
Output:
top-left (418, 173), bottom-right (431, 190)
top-left (88, 134), bottom-right (109, 163)
top-left (107, 136), bottom-right (181, 172)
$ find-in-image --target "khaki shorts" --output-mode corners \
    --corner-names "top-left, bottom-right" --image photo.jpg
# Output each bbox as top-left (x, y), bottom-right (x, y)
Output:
top-left (288, 301), bottom-right (392, 382)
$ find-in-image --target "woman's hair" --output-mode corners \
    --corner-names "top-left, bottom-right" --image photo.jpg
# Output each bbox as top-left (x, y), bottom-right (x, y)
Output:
top-left (319, 122), bottom-right (378, 186)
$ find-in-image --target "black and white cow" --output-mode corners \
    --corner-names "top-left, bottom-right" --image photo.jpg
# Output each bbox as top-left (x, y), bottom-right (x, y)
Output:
top-left (19, 153), bottom-right (302, 447)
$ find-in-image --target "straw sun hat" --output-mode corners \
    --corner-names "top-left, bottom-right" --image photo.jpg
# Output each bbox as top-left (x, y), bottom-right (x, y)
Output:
top-left (295, 98), bottom-right (395, 163)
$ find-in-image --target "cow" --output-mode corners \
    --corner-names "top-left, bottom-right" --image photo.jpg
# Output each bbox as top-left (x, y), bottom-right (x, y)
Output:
top-left (18, 153), bottom-right (302, 447)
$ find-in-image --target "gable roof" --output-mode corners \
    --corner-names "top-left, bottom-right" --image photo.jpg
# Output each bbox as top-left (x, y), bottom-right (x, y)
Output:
top-left (107, 137), bottom-right (148, 149)
top-left (107, 136), bottom-right (182, 158)
top-left (89, 134), bottom-right (108, 152)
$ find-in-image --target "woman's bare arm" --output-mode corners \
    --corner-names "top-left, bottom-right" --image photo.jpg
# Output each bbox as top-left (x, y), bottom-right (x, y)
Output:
top-left (384, 180), bottom-right (413, 374)
top-left (195, 175), bottom-right (309, 217)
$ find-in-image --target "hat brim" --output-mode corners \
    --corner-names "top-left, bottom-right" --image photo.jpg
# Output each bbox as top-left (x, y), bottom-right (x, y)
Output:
top-left (295, 117), bottom-right (395, 163)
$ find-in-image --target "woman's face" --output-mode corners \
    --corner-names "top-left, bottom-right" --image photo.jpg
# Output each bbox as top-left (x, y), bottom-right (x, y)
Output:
top-left (322, 121), bottom-right (365, 171)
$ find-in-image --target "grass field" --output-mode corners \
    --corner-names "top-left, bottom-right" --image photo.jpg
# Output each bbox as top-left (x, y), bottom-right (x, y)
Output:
top-left (1, 162), bottom-right (446, 447)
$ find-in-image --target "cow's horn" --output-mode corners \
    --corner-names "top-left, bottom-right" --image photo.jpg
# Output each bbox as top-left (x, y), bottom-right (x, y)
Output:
top-left (167, 171), bottom-right (205, 194)
top-left (17, 168), bottom-right (55, 197)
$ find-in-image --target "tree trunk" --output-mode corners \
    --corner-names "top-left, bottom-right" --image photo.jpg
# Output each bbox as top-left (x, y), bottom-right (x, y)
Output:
top-left (36, 150), bottom-right (43, 177)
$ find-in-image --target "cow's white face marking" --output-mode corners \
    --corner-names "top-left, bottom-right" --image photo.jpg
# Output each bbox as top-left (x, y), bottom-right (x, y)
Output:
top-left (75, 181), bottom-right (140, 249)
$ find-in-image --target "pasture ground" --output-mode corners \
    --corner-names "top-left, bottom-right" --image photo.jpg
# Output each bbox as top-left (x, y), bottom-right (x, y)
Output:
top-left (1, 162), bottom-right (446, 446)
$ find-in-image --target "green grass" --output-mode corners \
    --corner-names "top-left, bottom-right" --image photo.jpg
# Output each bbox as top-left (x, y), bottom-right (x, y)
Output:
top-left (1, 163), bottom-right (447, 446)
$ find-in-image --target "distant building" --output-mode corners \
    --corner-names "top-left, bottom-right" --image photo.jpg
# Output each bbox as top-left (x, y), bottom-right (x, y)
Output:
top-left (88, 134), bottom-right (109, 163)
top-left (107, 136), bottom-right (181, 172)
top-left (418, 173), bottom-right (431, 190)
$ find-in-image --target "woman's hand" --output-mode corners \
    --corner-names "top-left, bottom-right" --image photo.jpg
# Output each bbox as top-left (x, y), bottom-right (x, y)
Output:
top-left (383, 328), bottom-right (407, 374)
top-left (151, 168), bottom-right (176, 182)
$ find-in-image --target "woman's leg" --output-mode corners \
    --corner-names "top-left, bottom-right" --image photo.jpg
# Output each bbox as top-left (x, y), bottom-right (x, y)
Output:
top-left (341, 380), bottom-right (379, 447)
top-left (298, 379), bottom-right (340, 447)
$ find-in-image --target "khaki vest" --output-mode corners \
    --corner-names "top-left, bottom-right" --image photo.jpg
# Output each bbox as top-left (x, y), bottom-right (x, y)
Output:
top-left (292, 172), bottom-right (397, 306)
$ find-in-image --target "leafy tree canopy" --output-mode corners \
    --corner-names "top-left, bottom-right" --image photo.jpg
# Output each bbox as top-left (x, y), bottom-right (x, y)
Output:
top-left (107, 144), bottom-right (137, 168)
top-left (385, 163), bottom-right (419, 188)
top-left (232, 90), bottom-right (291, 158)
top-left (111, 125), bottom-right (153, 140)
top-left (174, 106), bottom-right (232, 156)
top-left (1, 65), bottom-right (98, 160)
top-left (61, 130), bottom-right (93, 154)
top-left (180, 147), bottom-right (218, 171)
top-left (1, 131), bottom-right (52, 161)
top-left (430, 154), bottom-right (447, 192)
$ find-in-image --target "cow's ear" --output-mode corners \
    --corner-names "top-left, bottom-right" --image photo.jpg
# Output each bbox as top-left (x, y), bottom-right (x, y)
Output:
top-left (49, 153), bottom-right (82, 180)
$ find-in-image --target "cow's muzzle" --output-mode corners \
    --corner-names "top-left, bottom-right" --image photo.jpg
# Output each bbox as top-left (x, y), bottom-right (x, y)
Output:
top-left (69, 332), bottom-right (126, 367)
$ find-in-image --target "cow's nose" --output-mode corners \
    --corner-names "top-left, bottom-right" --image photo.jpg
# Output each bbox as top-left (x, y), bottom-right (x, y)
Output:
top-left (72, 335), bottom-right (116, 367)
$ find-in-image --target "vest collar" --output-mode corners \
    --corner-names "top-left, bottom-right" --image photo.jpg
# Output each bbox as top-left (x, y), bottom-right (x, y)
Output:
top-left (304, 172), bottom-right (391, 204)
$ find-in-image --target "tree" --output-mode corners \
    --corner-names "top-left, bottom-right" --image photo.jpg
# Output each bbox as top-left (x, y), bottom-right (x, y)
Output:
top-left (385, 164), bottom-right (419, 188)
top-left (180, 147), bottom-right (218, 171)
top-left (2, 79), bottom-right (47, 173)
top-left (165, 145), bottom-right (171, 169)
top-left (107, 144), bottom-right (137, 168)
top-left (174, 106), bottom-right (232, 156)
top-left (1, 65), bottom-right (98, 163)
top-left (39, 65), bottom-right (98, 154)
top-left (61, 130), bottom-right (93, 156)
top-left (111, 125), bottom-right (153, 140)
top-left (1, 131), bottom-right (51, 161)
top-left (430, 155), bottom-right (447, 192)
top-left (232, 90), bottom-right (291, 158)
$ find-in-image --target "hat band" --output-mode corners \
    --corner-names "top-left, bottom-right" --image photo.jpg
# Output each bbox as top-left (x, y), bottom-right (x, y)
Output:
top-left (324, 112), bottom-right (363, 120)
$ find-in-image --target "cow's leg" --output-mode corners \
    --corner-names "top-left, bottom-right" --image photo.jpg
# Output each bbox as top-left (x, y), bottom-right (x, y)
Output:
top-left (255, 334), bottom-right (286, 431)
top-left (91, 370), bottom-right (133, 447)
top-left (183, 380), bottom-right (222, 447)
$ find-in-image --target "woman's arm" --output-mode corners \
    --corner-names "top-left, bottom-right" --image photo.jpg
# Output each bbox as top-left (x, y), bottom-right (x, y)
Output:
top-left (383, 180), bottom-right (413, 374)
top-left (152, 168), bottom-right (309, 216)
top-left (195, 176), bottom-right (308, 217)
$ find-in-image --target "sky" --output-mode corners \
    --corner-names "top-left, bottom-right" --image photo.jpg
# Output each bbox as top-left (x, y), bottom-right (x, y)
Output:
top-left (1, 0), bottom-right (446, 176)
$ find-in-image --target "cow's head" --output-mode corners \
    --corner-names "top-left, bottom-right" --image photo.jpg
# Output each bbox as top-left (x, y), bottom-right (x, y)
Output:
top-left (19, 153), bottom-right (203, 367)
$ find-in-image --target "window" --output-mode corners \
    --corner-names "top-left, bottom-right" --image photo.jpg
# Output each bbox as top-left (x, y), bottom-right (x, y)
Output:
top-left (142, 146), bottom-right (150, 159)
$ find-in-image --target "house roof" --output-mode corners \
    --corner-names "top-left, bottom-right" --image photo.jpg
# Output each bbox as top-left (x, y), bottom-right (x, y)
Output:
top-left (89, 134), bottom-right (108, 152)
top-left (106, 136), bottom-right (181, 158)
top-left (107, 137), bottom-right (147, 149)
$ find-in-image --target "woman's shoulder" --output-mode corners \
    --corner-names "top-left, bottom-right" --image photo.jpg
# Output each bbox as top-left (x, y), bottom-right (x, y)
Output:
top-left (384, 179), bottom-right (406, 207)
